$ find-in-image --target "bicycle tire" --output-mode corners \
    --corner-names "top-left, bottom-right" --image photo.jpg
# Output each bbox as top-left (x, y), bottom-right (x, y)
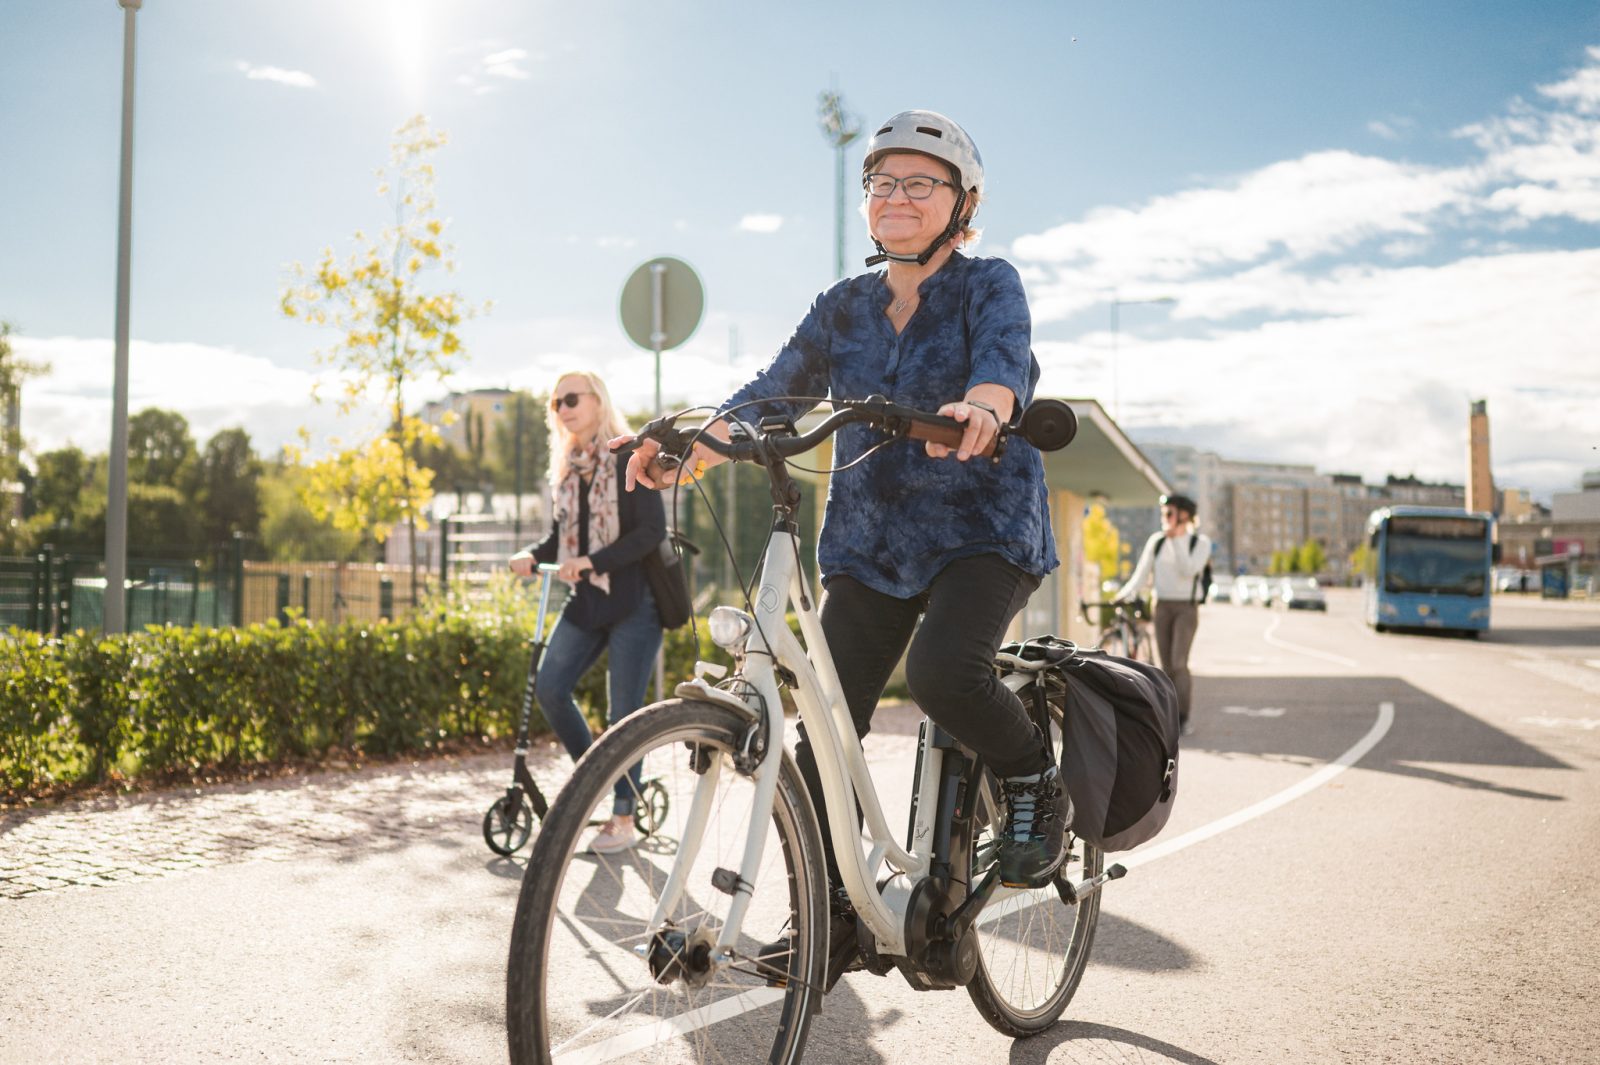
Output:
top-left (1131, 627), bottom-right (1155, 664)
top-left (483, 793), bottom-right (535, 856)
top-left (966, 688), bottom-right (1104, 1036)
top-left (507, 698), bottom-right (829, 1065)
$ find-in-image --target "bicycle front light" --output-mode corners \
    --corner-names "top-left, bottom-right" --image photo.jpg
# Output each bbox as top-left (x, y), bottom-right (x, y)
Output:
top-left (707, 606), bottom-right (753, 652)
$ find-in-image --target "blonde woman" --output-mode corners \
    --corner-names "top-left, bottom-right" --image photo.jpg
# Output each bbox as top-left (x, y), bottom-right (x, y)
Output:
top-left (509, 370), bottom-right (666, 854)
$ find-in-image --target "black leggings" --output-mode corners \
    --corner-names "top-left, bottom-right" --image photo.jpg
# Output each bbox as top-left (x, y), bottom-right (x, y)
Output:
top-left (794, 553), bottom-right (1045, 885)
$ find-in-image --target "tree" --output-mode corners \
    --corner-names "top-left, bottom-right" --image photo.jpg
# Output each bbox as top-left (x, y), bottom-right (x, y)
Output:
top-left (281, 115), bottom-right (485, 601)
top-left (195, 428), bottom-right (263, 542)
top-left (489, 390), bottom-right (549, 493)
top-left (1294, 539), bottom-right (1327, 576)
top-left (1081, 501), bottom-right (1120, 592)
top-left (1268, 549), bottom-right (1292, 576)
top-left (259, 465), bottom-right (362, 562)
top-left (1, 320), bottom-right (48, 544)
top-left (127, 407), bottom-right (197, 488)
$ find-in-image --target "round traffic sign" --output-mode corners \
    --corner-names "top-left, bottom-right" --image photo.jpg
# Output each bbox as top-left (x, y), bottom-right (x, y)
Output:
top-left (619, 256), bottom-right (704, 352)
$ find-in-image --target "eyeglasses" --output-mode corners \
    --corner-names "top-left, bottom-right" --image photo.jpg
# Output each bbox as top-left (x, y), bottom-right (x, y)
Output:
top-left (550, 391), bottom-right (593, 411)
top-left (863, 173), bottom-right (951, 200)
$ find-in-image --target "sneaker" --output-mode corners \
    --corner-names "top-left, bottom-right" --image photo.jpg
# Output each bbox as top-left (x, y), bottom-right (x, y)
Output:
top-left (585, 815), bottom-right (640, 855)
top-left (996, 765), bottom-right (1071, 889)
top-left (757, 900), bottom-right (862, 992)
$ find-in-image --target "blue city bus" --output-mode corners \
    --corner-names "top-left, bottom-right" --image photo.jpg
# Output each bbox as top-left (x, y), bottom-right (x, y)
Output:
top-left (1363, 506), bottom-right (1496, 636)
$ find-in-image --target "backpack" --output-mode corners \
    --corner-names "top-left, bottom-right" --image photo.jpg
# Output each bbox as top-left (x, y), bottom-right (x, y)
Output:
top-left (1000, 636), bottom-right (1181, 852)
top-left (643, 531), bottom-right (699, 629)
top-left (1154, 533), bottom-right (1212, 604)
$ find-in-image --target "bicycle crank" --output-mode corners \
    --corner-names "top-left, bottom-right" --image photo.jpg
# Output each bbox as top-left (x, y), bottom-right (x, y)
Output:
top-left (1061, 862), bottom-right (1126, 903)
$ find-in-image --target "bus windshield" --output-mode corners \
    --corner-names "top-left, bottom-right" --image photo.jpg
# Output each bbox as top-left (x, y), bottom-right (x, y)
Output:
top-left (1383, 516), bottom-right (1489, 596)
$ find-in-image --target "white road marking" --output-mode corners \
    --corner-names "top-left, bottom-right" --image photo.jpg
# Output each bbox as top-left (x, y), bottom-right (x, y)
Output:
top-left (553, 988), bottom-right (786, 1063)
top-left (1519, 716), bottom-right (1600, 731)
top-left (1222, 706), bottom-right (1286, 718)
top-left (551, 702), bottom-right (1395, 1058)
top-left (1119, 701), bottom-right (1395, 871)
top-left (1262, 614), bottom-right (1361, 668)
top-left (1586, 659), bottom-right (1600, 671)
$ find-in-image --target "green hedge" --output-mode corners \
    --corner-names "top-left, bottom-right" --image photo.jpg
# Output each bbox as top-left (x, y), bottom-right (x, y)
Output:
top-left (0, 594), bottom-right (719, 800)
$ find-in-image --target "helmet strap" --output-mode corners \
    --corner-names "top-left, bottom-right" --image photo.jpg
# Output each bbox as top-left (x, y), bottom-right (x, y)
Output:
top-left (864, 189), bottom-right (970, 268)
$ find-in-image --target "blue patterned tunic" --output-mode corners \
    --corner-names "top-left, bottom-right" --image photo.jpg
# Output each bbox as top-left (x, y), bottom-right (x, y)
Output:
top-left (722, 252), bottom-right (1058, 598)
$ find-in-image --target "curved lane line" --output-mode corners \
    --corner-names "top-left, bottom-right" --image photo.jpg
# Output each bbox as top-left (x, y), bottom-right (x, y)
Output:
top-left (553, 701), bottom-right (1396, 1061)
top-left (1262, 613), bottom-right (1361, 669)
top-left (1120, 700), bottom-right (1395, 871)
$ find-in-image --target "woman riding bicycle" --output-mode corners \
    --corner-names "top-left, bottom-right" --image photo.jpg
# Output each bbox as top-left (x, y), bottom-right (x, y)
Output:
top-left (622, 111), bottom-right (1068, 929)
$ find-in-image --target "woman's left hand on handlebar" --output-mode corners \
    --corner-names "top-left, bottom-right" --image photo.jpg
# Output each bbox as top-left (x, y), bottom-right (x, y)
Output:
top-left (928, 399), bottom-right (1000, 461)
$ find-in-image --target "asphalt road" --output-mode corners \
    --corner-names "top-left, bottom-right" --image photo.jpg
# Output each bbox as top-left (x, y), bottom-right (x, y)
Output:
top-left (3, 590), bottom-right (1597, 1064)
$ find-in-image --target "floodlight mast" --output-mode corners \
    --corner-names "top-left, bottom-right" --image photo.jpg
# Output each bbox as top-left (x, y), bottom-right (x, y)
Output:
top-left (818, 90), bottom-right (862, 281)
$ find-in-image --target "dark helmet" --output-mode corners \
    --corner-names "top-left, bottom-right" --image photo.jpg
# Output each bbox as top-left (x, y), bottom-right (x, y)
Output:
top-left (1160, 493), bottom-right (1198, 518)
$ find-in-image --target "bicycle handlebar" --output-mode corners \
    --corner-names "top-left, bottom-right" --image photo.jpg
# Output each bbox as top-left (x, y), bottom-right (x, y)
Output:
top-left (614, 394), bottom-right (1077, 473)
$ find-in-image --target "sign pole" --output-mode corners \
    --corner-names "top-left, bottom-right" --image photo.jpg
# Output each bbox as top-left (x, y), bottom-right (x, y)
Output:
top-left (650, 261), bottom-right (666, 415)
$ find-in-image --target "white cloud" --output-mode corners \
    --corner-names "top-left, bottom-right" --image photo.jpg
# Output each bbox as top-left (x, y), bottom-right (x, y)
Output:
top-left (738, 214), bottom-right (784, 234)
top-left (14, 336), bottom-right (376, 460)
top-left (234, 60), bottom-right (317, 89)
top-left (481, 48), bottom-right (531, 80)
top-left (1011, 46), bottom-right (1600, 502)
top-left (457, 44), bottom-right (536, 95)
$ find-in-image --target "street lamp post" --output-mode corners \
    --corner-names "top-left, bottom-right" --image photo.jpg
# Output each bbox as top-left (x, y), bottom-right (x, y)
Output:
top-left (817, 90), bottom-right (861, 280)
top-left (1108, 291), bottom-right (1175, 421)
top-left (105, 0), bottom-right (143, 635)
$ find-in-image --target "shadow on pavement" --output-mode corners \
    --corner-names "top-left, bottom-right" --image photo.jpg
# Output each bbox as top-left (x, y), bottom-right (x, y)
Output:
top-left (1190, 676), bottom-right (1570, 802)
top-left (1483, 625), bottom-right (1600, 649)
top-left (1090, 911), bottom-right (1197, 973)
top-left (1008, 1020), bottom-right (1223, 1065)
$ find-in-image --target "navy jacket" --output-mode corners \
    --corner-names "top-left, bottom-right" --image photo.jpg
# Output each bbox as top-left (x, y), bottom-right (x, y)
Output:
top-left (528, 461), bottom-right (666, 630)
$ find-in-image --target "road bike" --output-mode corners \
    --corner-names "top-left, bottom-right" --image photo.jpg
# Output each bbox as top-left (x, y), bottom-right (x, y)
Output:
top-left (1080, 598), bottom-right (1154, 662)
top-left (505, 395), bottom-right (1127, 1064)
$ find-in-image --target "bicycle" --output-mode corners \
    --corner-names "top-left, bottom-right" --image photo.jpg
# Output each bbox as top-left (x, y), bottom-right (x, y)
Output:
top-left (1080, 598), bottom-right (1154, 662)
top-left (505, 395), bottom-right (1127, 1064)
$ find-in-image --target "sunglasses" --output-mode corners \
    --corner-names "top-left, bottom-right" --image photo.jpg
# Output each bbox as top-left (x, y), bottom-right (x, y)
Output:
top-left (550, 391), bottom-right (592, 411)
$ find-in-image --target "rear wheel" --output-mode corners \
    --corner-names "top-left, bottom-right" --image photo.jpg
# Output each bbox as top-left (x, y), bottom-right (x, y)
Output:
top-left (506, 698), bottom-right (828, 1065)
top-left (966, 690), bottom-right (1103, 1036)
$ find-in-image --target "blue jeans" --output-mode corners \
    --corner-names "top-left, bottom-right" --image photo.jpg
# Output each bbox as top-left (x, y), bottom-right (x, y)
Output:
top-left (535, 587), bottom-right (664, 816)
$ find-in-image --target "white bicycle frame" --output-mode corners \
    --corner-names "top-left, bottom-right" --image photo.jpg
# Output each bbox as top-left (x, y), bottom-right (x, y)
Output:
top-left (645, 524), bottom-right (959, 960)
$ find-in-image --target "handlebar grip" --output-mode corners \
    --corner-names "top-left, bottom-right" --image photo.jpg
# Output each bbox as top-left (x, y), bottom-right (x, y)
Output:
top-left (905, 415), bottom-right (998, 458)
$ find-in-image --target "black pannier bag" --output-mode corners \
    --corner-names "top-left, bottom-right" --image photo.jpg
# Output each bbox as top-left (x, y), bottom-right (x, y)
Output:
top-left (644, 530), bottom-right (699, 630)
top-left (1001, 637), bottom-right (1181, 852)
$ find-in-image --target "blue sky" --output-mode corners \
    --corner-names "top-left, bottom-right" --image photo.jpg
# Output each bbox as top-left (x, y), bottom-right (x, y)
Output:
top-left (4, 0), bottom-right (1598, 502)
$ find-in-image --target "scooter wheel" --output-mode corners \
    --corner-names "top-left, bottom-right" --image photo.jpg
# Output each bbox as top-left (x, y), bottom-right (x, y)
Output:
top-left (633, 778), bottom-right (670, 837)
top-left (483, 794), bottom-right (535, 856)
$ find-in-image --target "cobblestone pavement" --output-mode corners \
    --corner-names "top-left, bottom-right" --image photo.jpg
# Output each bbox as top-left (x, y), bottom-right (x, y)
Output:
top-left (0, 740), bottom-right (576, 899)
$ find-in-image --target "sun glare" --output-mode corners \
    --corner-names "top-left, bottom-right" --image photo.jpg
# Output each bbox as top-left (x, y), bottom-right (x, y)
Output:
top-left (390, 0), bottom-right (429, 104)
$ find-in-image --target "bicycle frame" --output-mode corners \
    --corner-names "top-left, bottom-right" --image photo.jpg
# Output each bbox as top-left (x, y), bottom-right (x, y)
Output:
top-left (646, 520), bottom-right (942, 960)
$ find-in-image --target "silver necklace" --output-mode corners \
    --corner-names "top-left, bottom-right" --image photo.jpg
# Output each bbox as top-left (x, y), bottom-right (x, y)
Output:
top-left (892, 296), bottom-right (911, 315)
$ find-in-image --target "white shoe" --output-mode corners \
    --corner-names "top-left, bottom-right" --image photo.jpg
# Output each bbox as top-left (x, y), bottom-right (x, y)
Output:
top-left (586, 815), bottom-right (640, 855)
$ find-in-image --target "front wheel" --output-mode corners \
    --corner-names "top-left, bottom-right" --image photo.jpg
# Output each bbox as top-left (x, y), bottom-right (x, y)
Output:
top-left (966, 688), bottom-right (1104, 1036)
top-left (507, 698), bottom-right (829, 1065)
top-left (483, 793), bottom-right (535, 856)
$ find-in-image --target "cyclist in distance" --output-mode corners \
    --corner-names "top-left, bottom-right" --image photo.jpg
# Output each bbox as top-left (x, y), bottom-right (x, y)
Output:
top-left (509, 370), bottom-right (667, 855)
top-left (620, 110), bottom-right (1068, 977)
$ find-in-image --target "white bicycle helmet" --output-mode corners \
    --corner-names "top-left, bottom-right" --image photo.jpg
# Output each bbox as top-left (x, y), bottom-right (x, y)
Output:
top-left (861, 110), bottom-right (984, 267)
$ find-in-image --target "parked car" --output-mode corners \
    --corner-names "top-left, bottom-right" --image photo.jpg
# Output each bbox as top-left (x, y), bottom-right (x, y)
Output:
top-left (1208, 574), bottom-right (1236, 604)
top-left (1279, 577), bottom-right (1328, 611)
top-left (1234, 575), bottom-right (1269, 606)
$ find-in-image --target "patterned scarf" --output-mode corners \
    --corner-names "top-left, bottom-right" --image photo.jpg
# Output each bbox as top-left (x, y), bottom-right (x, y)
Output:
top-left (556, 437), bottom-right (619, 595)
